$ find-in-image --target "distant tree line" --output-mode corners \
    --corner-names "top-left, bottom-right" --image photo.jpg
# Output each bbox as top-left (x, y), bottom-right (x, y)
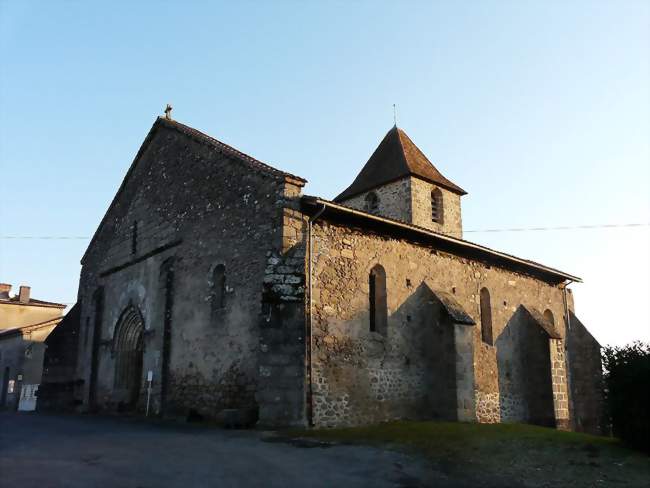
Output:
top-left (602, 341), bottom-right (649, 452)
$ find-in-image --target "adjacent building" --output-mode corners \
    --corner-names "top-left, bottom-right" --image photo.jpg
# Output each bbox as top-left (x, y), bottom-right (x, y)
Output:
top-left (37, 304), bottom-right (82, 411)
top-left (0, 284), bottom-right (66, 410)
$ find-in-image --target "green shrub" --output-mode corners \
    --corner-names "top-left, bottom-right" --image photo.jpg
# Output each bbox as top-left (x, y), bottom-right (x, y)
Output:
top-left (602, 341), bottom-right (650, 452)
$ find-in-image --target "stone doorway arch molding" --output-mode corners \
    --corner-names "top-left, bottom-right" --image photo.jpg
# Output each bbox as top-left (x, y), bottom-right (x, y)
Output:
top-left (112, 305), bottom-right (145, 410)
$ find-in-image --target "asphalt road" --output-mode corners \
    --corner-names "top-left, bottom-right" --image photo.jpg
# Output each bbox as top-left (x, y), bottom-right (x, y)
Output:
top-left (0, 412), bottom-right (436, 488)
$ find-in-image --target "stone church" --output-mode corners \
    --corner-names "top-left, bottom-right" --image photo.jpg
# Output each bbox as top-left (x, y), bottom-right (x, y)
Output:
top-left (73, 114), bottom-right (602, 432)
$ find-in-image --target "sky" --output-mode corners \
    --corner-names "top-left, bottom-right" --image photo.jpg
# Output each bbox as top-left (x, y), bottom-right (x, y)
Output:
top-left (0, 0), bottom-right (648, 347)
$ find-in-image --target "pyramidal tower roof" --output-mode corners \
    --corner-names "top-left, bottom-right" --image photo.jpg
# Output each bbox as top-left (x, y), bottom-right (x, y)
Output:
top-left (335, 126), bottom-right (466, 201)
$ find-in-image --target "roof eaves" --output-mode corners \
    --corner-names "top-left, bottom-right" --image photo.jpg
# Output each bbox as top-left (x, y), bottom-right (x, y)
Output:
top-left (0, 298), bottom-right (67, 309)
top-left (334, 173), bottom-right (466, 202)
top-left (302, 196), bottom-right (582, 284)
top-left (0, 317), bottom-right (62, 338)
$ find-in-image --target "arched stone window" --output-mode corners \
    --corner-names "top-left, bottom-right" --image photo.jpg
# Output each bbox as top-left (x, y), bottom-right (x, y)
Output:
top-left (113, 306), bottom-right (144, 406)
top-left (212, 264), bottom-right (226, 311)
top-left (369, 264), bottom-right (387, 335)
top-left (480, 287), bottom-right (493, 345)
top-left (364, 192), bottom-right (379, 214)
top-left (543, 309), bottom-right (555, 326)
top-left (431, 188), bottom-right (443, 223)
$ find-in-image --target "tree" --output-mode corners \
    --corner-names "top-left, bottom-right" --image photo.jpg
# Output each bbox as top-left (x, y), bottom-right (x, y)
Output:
top-left (602, 341), bottom-right (649, 452)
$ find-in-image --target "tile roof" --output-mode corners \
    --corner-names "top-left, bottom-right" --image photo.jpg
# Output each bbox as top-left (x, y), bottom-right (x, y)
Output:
top-left (0, 296), bottom-right (66, 308)
top-left (335, 126), bottom-right (466, 201)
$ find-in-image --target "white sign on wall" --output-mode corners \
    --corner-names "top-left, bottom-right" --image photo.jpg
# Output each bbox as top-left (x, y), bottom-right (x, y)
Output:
top-left (18, 384), bottom-right (38, 411)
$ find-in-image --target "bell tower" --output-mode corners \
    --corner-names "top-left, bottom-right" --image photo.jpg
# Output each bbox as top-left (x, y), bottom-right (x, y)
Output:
top-left (334, 126), bottom-right (466, 238)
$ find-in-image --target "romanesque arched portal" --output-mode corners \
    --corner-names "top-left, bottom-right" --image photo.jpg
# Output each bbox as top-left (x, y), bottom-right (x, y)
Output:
top-left (113, 306), bottom-right (144, 409)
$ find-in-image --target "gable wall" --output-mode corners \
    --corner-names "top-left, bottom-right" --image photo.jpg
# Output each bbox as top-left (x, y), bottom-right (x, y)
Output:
top-left (309, 218), bottom-right (573, 427)
top-left (76, 123), bottom-right (290, 420)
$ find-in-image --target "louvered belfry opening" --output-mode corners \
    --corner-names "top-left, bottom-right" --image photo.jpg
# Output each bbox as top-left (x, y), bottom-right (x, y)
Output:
top-left (113, 306), bottom-right (144, 408)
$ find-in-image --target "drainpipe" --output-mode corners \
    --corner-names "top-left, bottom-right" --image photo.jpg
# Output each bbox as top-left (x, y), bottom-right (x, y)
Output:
top-left (307, 203), bottom-right (326, 427)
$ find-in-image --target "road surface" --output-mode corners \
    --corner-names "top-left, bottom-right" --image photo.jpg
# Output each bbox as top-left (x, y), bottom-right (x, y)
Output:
top-left (0, 412), bottom-right (438, 488)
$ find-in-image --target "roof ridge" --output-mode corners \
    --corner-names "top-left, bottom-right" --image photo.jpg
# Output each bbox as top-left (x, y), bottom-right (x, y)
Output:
top-left (394, 127), bottom-right (410, 170)
top-left (396, 129), bottom-right (466, 195)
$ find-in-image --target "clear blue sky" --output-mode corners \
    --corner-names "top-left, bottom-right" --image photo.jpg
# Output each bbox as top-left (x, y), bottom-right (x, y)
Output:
top-left (1, 1), bottom-right (648, 346)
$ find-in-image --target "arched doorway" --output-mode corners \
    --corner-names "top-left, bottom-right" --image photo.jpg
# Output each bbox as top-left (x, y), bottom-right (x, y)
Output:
top-left (113, 306), bottom-right (144, 410)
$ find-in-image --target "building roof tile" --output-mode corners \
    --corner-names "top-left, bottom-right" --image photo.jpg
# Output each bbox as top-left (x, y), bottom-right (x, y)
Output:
top-left (0, 296), bottom-right (66, 308)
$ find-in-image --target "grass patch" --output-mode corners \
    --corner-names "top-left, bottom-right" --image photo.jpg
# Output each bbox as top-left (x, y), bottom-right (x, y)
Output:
top-left (287, 421), bottom-right (650, 487)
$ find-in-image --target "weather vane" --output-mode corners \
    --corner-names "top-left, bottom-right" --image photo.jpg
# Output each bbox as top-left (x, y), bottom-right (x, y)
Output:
top-left (164, 104), bottom-right (173, 120)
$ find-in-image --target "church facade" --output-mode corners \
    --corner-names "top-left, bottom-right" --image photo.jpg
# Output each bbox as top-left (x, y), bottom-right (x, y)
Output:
top-left (73, 115), bottom-right (602, 432)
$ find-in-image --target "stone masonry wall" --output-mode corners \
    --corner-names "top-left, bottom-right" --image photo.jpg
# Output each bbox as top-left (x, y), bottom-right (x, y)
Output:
top-left (256, 182), bottom-right (309, 427)
top-left (75, 120), bottom-right (292, 421)
top-left (410, 178), bottom-right (463, 238)
top-left (309, 218), bottom-right (572, 428)
top-left (340, 179), bottom-right (411, 221)
top-left (338, 177), bottom-right (463, 238)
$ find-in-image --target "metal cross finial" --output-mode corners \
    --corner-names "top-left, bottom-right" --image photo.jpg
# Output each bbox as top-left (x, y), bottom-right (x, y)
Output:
top-left (164, 104), bottom-right (173, 120)
top-left (393, 104), bottom-right (397, 127)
